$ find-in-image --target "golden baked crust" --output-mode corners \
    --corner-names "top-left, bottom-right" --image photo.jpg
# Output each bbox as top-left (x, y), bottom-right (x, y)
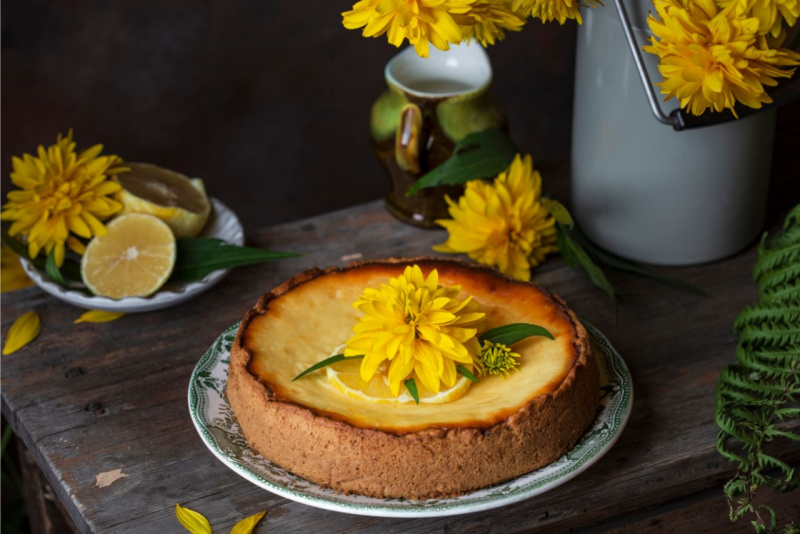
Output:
top-left (227, 258), bottom-right (599, 499)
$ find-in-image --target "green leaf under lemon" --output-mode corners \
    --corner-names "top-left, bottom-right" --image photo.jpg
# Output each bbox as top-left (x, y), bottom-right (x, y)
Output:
top-left (405, 127), bottom-right (517, 197)
top-left (170, 238), bottom-right (302, 281)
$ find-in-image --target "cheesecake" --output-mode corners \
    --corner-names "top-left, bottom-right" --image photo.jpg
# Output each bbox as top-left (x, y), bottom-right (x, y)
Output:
top-left (226, 258), bottom-right (599, 499)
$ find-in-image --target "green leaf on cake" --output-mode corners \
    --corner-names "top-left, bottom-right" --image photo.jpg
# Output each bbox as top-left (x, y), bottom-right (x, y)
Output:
top-left (479, 323), bottom-right (554, 346)
top-left (404, 378), bottom-right (420, 405)
top-left (170, 238), bottom-right (301, 281)
top-left (405, 128), bottom-right (517, 197)
top-left (456, 365), bottom-right (478, 383)
top-left (292, 354), bottom-right (363, 381)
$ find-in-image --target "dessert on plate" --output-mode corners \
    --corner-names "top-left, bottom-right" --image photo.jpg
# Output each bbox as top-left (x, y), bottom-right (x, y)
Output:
top-left (227, 258), bottom-right (599, 499)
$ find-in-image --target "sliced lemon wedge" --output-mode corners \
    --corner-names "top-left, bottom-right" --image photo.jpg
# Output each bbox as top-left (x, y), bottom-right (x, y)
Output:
top-left (116, 162), bottom-right (211, 238)
top-left (326, 357), bottom-right (472, 405)
top-left (80, 214), bottom-right (176, 299)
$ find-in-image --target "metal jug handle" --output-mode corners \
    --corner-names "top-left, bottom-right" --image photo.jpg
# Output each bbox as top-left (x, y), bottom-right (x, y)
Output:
top-left (614, 0), bottom-right (800, 131)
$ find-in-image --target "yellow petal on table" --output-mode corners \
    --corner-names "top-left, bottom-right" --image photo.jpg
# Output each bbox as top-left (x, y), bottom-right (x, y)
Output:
top-left (175, 504), bottom-right (212, 534)
top-left (230, 511), bottom-right (267, 534)
top-left (74, 310), bottom-right (126, 324)
top-left (3, 311), bottom-right (41, 355)
top-left (1, 247), bottom-right (33, 293)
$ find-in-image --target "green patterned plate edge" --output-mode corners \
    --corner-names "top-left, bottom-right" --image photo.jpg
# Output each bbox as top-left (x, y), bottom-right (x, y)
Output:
top-left (188, 321), bottom-right (633, 518)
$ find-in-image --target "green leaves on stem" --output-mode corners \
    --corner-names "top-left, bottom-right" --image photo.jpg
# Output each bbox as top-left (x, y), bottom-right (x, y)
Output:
top-left (547, 198), bottom-right (709, 300)
top-left (405, 128), bottom-right (517, 197)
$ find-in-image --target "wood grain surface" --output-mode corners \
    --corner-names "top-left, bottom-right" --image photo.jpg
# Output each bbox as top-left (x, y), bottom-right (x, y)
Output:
top-left (3, 196), bottom-right (799, 533)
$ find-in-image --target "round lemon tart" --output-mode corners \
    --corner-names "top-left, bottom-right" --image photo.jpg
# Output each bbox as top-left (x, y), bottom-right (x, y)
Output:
top-left (227, 258), bottom-right (599, 499)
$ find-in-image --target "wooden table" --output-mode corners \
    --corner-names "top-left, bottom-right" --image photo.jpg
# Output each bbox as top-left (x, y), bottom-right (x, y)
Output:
top-left (3, 199), bottom-right (799, 533)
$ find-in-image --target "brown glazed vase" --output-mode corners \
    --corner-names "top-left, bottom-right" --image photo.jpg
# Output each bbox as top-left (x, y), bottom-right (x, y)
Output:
top-left (370, 43), bottom-right (505, 228)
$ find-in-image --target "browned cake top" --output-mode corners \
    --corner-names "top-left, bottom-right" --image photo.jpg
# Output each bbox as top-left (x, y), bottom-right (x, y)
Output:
top-left (241, 259), bottom-right (581, 433)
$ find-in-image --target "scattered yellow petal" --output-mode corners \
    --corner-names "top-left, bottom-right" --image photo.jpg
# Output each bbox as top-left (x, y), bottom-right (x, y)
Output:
top-left (230, 511), bottom-right (267, 534)
top-left (1, 245), bottom-right (33, 293)
top-left (3, 311), bottom-right (41, 355)
top-left (74, 310), bottom-right (126, 324)
top-left (175, 504), bottom-right (212, 534)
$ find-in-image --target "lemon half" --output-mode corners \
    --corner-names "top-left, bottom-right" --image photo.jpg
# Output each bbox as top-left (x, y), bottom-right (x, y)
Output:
top-left (326, 357), bottom-right (472, 405)
top-left (81, 213), bottom-right (177, 299)
top-left (116, 162), bottom-right (211, 238)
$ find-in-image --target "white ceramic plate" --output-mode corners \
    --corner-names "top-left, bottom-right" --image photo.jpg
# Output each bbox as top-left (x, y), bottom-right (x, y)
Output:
top-left (20, 198), bottom-right (244, 313)
top-left (188, 322), bottom-right (633, 518)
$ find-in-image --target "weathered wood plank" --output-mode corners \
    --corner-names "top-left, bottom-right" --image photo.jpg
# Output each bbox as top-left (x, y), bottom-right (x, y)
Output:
top-left (2, 199), bottom-right (798, 534)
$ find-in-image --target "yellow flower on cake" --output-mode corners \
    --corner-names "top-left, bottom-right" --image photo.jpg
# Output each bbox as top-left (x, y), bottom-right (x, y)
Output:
top-left (1, 131), bottom-right (127, 266)
top-left (512, 0), bottom-right (600, 24)
top-left (434, 154), bottom-right (558, 282)
top-left (644, 0), bottom-right (800, 116)
top-left (344, 265), bottom-right (485, 395)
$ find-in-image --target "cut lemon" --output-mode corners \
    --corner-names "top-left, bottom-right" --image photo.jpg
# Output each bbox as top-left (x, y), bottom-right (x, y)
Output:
top-left (81, 214), bottom-right (176, 299)
top-left (326, 357), bottom-right (472, 405)
top-left (116, 162), bottom-right (211, 238)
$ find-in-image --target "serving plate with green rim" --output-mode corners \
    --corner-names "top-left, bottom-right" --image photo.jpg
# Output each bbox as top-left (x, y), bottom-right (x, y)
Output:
top-left (188, 321), bottom-right (633, 518)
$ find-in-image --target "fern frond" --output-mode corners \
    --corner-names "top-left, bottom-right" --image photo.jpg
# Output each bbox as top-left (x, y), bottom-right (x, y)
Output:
top-left (757, 264), bottom-right (800, 295)
top-left (735, 347), bottom-right (800, 375)
top-left (761, 283), bottom-right (800, 304)
top-left (735, 301), bottom-right (800, 331)
top-left (716, 205), bottom-right (800, 533)
top-left (754, 241), bottom-right (800, 277)
top-left (738, 323), bottom-right (800, 347)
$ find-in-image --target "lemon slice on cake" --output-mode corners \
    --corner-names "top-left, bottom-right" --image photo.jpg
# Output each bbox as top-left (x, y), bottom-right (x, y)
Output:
top-left (116, 163), bottom-right (211, 238)
top-left (326, 357), bottom-right (472, 405)
top-left (81, 214), bottom-right (177, 299)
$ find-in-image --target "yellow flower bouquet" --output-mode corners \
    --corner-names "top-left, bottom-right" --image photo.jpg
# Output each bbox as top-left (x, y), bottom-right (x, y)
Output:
top-left (342, 0), bottom-right (799, 118)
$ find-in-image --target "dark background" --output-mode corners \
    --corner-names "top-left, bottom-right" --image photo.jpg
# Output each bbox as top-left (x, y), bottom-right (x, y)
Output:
top-left (1, 1), bottom-right (577, 230)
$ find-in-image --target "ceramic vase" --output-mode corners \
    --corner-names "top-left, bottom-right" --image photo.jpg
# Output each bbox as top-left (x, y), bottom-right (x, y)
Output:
top-left (370, 43), bottom-right (505, 227)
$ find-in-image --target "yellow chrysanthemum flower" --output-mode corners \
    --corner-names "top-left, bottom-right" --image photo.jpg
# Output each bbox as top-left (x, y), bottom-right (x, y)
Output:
top-left (434, 154), bottom-right (558, 281)
top-left (719, 0), bottom-right (799, 37)
top-left (1, 131), bottom-right (127, 267)
top-left (343, 0), bottom-right (473, 58)
top-left (644, 0), bottom-right (800, 116)
top-left (512, 0), bottom-right (600, 24)
top-left (457, 1), bottom-right (526, 46)
top-left (344, 265), bottom-right (485, 395)
top-left (342, 0), bottom-right (522, 56)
